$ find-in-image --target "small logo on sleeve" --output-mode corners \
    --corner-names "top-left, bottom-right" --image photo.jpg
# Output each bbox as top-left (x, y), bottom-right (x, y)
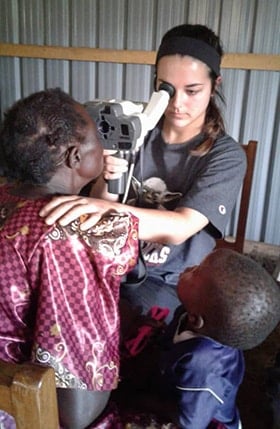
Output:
top-left (219, 205), bottom-right (226, 215)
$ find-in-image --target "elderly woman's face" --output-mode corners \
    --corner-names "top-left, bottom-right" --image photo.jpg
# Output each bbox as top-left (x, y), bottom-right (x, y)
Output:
top-left (76, 105), bottom-right (104, 183)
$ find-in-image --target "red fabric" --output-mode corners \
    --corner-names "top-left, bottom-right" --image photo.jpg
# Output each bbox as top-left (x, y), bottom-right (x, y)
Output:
top-left (207, 419), bottom-right (227, 429)
top-left (0, 183), bottom-right (139, 391)
top-left (123, 306), bottom-right (169, 356)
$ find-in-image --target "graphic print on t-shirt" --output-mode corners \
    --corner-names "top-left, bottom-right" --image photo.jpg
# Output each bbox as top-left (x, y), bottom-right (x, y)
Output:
top-left (128, 176), bottom-right (182, 266)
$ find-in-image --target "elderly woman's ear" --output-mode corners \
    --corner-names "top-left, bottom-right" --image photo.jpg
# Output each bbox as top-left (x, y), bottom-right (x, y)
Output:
top-left (64, 145), bottom-right (82, 169)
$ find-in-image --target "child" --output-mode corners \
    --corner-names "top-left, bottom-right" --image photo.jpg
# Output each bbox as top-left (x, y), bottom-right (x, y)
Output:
top-left (160, 248), bottom-right (280, 429)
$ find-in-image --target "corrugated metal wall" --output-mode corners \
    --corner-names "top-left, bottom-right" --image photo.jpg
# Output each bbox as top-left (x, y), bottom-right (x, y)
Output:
top-left (0, 0), bottom-right (279, 245)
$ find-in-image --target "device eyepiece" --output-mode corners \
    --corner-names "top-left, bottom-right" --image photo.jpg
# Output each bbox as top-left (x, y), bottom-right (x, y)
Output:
top-left (158, 82), bottom-right (175, 98)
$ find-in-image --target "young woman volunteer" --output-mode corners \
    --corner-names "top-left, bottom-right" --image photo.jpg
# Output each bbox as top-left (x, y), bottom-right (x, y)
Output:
top-left (40, 24), bottom-right (247, 322)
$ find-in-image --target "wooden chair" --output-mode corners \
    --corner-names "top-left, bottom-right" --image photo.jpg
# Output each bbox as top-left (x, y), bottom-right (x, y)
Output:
top-left (216, 140), bottom-right (258, 253)
top-left (0, 360), bottom-right (59, 429)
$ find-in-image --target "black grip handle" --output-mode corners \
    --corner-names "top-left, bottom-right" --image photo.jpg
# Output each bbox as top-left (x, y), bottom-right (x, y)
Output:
top-left (107, 151), bottom-right (129, 195)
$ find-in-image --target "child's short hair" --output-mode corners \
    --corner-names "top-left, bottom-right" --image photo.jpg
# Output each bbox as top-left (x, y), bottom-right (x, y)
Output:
top-left (204, 249), bottom-right (280, 350)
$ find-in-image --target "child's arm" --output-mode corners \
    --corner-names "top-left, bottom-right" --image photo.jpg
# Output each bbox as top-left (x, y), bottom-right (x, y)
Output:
top-left (161, 337), bottom-right (243, 429)
top-left (176, 371), bottom-right (226, 428)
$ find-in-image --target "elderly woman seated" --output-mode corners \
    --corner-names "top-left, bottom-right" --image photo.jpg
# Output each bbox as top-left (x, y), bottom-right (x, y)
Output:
top-left (0, 88), bottom-right (139, 429)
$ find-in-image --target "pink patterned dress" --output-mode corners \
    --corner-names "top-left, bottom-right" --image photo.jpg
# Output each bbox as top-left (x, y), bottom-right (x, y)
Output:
top-left (0, 182), bottom-right (139, 392)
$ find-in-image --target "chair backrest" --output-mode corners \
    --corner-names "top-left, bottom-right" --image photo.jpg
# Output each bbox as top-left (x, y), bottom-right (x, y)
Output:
top-left (0, 360), bottom-right (59, 429)
top-left (216, 140), bottom-right (258, 253)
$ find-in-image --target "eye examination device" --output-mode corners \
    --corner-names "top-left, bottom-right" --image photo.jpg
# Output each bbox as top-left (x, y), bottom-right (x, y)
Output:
top-left (85, 82), bottom-right (175, 200)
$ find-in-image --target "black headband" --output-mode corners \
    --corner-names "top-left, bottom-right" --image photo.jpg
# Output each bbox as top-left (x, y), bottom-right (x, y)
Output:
top-left (156, 36), bottom-right (221, 76)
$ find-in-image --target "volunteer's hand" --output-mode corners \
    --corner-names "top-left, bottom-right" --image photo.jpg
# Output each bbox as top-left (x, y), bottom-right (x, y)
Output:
top-left (39, 195), bottom-right (112, 230)
top-left (103, 149), bottom-right (129, 181)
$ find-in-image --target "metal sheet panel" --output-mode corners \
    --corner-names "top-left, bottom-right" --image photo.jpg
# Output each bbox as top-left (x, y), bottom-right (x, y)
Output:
top-left (70, 0), bottom-right (98, 101)
top-left (0, 0), bottom-right (279, 245)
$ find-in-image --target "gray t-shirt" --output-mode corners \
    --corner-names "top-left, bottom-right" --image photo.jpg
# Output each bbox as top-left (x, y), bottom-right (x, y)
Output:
top-left (127, 127), bottom-right (247, 285)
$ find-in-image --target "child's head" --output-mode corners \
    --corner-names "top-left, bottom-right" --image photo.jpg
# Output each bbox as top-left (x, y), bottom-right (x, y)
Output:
top-left (177, 249), bottom-right (280, 350)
